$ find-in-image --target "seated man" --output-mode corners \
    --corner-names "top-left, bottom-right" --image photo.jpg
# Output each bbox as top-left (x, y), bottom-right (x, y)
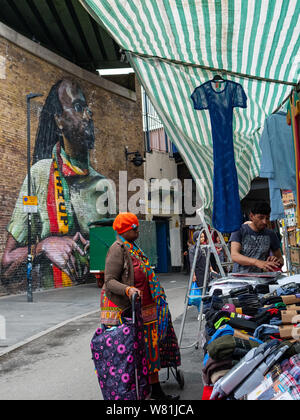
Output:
top-left (230, 201), bottom-right (284, 273)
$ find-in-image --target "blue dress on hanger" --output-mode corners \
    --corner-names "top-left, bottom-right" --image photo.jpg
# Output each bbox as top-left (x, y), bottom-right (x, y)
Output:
top-left (191, 80), bottom-right (247, 233)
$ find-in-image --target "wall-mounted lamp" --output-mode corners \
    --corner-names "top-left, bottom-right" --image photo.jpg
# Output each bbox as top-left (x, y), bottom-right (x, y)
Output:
top-left (125, 146), bottom-right (145, 167)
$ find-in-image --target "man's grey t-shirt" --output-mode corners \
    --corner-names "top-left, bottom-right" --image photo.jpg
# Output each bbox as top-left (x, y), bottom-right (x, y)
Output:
top-left (230, 224), bottom-right (281, 273)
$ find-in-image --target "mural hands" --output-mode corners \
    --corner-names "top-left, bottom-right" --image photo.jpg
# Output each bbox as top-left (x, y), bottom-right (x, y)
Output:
top-left (73, 231), bottom-right (90, 255)
top-left (71, 232), bottom-right (90, 283)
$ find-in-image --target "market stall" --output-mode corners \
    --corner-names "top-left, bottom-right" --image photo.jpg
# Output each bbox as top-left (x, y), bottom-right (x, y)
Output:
top-left (200, 87), bottom-right (300, 399)
top-left (201, 273), bottom-right (300, 400)
top-left (79, 0), bottom-right (300, 401)
top-left (80, 0), bottom-right (299, 225)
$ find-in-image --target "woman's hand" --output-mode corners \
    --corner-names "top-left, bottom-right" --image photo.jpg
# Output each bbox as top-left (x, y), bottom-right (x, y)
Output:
top-left (126, 286), bottom-right (142, 301)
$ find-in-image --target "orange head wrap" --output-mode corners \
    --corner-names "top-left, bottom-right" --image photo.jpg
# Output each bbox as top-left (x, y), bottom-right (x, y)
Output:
top-left (112, 212), bottom-right (139, 235)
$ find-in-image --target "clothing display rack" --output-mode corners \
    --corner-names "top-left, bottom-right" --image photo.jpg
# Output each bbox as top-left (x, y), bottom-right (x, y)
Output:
top-left (178, 210), bottom-right (233, 350)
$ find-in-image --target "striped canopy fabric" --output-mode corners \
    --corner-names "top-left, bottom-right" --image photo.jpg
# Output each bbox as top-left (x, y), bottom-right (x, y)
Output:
top-left (80, 0), bottom-right (300, 224)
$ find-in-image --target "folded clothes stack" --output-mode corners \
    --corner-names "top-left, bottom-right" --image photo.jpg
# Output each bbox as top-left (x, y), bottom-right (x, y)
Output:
top-left (201, 281), bottom-right (300, 400)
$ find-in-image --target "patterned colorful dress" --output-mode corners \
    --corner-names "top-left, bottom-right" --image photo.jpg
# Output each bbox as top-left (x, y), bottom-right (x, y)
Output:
top-left (100, 239), bottom-right (180, 375)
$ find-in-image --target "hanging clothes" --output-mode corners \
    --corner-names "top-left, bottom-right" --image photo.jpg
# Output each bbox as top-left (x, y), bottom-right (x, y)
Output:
top-left (259, 111), bottom-right (296, 221)
top-left (287, 90), bottom-right (300, 227)
top-left (191, 79), bottom-right (247, 233)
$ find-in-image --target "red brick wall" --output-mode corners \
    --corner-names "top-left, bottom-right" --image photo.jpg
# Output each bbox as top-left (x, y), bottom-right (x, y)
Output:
top-left (0, 36), bottom-right (144, 293)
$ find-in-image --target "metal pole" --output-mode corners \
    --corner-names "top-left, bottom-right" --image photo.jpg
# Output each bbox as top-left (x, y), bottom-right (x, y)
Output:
top-left (195, 248), bottom-right (211, 349)
top-left (178, 228), bottom-right (203, 347)
top-left (198, 210), bottom-right (226, 277)
top-left (144, 89), bottom-right (151, 152)
top-left (178, 208), bottom-right (230, 349)
top-left (282, 218), bottom-right (292, 275)
top-left (26, 93), bottom-right (43, 303)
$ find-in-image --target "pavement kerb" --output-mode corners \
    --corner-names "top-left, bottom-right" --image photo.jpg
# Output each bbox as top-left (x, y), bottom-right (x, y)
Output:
top-left (0, 309), bottom-right (100, 358)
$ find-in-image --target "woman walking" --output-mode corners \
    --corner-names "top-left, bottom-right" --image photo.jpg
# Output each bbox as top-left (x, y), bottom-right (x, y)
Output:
top-left (100, 212), bottom-right (180, 400)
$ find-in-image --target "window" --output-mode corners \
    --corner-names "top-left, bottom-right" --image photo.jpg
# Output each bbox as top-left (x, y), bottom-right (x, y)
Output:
top-left (142, 87), bottom-right (173, 155)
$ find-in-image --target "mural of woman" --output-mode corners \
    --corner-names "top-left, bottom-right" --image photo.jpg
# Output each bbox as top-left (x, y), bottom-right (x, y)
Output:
top-left (1, 79), bottom-right (115, 289)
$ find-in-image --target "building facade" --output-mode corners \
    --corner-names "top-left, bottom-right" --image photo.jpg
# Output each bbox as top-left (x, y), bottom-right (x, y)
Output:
top-left (142, 89), bottom-right (182, 273)
top-left (0, 23), bottom-right (144, 294)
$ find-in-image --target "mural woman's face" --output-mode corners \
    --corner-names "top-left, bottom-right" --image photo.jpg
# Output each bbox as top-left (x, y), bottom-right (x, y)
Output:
top-left (55, 79), bottom-right (95, 150)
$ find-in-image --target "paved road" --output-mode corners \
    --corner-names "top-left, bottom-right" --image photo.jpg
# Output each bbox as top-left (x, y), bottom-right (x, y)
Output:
top-left (0, 312), bottom-right (102, 400)
top-left (0, 274), bottom-right (204, 400)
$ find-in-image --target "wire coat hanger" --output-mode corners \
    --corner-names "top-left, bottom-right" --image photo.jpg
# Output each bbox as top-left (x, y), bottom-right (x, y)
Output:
top-left (212, 74), bottom-right (224, 81)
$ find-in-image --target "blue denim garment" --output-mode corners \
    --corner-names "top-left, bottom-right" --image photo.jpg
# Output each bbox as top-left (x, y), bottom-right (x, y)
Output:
top-left (259, 112), bottom-right (296, 221)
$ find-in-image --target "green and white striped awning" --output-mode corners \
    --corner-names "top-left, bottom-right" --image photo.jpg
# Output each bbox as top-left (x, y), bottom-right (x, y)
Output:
top-left (80, 0), bottom-right (300, 223)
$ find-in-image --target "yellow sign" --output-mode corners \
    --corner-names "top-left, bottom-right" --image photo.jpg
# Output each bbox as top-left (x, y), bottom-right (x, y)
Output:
top-left (23, 196), bottom-right (38, 213)
top-left (23, 196), bottom-right (38, 206)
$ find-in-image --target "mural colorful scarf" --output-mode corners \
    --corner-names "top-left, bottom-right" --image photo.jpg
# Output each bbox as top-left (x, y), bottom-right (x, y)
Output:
top-left (47, 142), bottom-right (89, 287)
top-left (120, 236), bottom-right (169, 340)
